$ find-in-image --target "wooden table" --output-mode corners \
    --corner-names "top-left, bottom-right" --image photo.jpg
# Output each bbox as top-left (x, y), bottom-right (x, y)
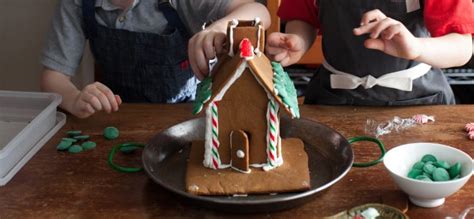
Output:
top-left (1, 104), bottom-right (473, 218)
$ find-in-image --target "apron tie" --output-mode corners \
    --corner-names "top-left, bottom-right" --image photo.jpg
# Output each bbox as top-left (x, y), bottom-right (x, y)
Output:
top-left (324, 60), bottom-right (432, 92)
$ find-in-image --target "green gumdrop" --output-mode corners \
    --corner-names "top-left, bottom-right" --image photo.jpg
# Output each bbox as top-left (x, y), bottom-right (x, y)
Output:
top-left (432, 168), bottom-right (450, 181)
top-left (448, 162), bottom-right (461, 179)
top-left (57, 140), bottom-right (73, 151)
top-left (421, 154), bottom-right (437, 163)
top-left (68, 145), bottom-right (83, 154)
top-left (422, 172), bottom-right (433, 180)
top-left (104, 127), bottom-right (120, 140)
top-left (407, 169), bottom-right (423, 179)
top-left (415, 174), bottom-right (432, 182)
top-left (435, 160), bottom-right (450, 169)
top-left (62, 138), bottom-right (78, 143)
top-left (412, 161), bottom-right (425, 170)
top-left (81, 141), bottom-right (97, 150)
top-left (66, 130), bottom-right (82, 137)
top-left (73, 135), bottom-right (90, 140)
top-left (423, 163), bottom-right (436, 174)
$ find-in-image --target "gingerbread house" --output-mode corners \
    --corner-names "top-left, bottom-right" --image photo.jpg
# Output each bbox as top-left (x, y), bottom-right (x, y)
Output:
top-left (193, 19), bottom-right (300, 174)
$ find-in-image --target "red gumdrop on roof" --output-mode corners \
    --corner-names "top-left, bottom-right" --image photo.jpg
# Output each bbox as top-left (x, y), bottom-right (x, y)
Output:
top-left (239, 38), bottom-right (253, 58)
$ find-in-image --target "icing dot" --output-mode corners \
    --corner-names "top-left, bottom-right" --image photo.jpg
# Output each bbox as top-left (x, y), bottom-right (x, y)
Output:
top-left (236, 150), bottom-right (245, 158)
top-left (188, 185), bottom-right (199, 191)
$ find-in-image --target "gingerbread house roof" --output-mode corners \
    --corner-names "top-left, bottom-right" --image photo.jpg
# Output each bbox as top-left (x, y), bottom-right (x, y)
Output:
top-left (192, 19), bottom-right (300, 119)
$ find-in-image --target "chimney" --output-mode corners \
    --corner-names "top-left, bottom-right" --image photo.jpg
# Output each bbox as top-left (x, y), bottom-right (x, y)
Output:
top-left (226, 18), bottom-right (265, 57)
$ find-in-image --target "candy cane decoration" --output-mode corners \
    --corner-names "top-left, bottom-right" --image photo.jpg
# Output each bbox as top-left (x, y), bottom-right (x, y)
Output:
top-left (412, 114), bottom-right (434, 124)
top-left (210, 101), bottom-right (221, 169)
top-left (266, 98), bottom-right (280, 168)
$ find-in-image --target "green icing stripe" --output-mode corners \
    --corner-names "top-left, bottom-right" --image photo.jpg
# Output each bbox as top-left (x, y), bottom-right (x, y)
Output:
top-left (212, 129), bottom-right (218, 137)
top-left (270, 123), bottom-right (276, 132)
top-left (212, 105), bottom-right (218, 116)
top-left (212, 148), bottom-right (219, 158)
top-left (269, 143), bottom-right (275, 151)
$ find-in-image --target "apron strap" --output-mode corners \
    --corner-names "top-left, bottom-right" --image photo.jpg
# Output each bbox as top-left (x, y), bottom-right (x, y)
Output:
top-left (82, 0), bottom-right (98, 39)
top-left (157, 0), bottom-right (189, 39)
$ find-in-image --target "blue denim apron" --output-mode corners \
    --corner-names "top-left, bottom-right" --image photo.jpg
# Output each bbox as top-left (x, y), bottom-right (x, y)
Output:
top-left (82, 0), bottom-right (197, 103)
top-left (304, 0), bottom-right (455, 105)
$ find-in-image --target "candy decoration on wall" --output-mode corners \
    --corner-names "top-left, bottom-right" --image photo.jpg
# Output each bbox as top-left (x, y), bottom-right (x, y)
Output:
top-left (264, 97), bottom-right (281, 171)
top-left (210, 101), bottom-right (221, 169)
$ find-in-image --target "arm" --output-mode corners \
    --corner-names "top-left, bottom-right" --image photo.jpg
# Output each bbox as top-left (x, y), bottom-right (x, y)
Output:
top-left (188, 0), bottom-right (271, 80)
top-left (41, 68), bottom-right (121, 118)
top-left (353, 9), bottom-right (472, 68)
top-left (415, 33), bottom-right (472, 68)
top-left (266, 20), bottom-right (317, 66)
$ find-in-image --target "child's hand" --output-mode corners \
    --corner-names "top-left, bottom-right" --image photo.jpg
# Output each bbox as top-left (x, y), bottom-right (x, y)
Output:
top-left (266, 32), bottom-right (306, 66)
top-left (353, 9), bottom-right (422, 60)
top-left (188, 29), bottom-right (227, 80)
top-left (70, 82), bottom-right (122, 118)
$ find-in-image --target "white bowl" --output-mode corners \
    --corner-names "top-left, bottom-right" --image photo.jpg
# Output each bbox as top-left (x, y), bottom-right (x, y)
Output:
top-left (383, 142), bottom-right (473, 208)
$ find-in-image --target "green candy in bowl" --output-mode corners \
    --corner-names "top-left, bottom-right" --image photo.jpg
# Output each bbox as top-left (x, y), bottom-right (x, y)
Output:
top-left (383, 142), bottom-right (473, 208)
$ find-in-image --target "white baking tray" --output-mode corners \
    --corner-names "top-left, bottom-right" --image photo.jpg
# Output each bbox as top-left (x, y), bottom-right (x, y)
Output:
top-left (0, 90), bottom-right (63, 184)
top-left (0, 112), bottom-right (66, 186)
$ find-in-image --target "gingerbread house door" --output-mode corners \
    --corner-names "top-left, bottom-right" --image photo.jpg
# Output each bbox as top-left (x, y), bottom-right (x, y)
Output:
top-left (230, 130), bottom-right (250, 173)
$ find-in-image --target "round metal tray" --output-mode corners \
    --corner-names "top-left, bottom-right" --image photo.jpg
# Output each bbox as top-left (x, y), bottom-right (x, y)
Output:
top-left (142, 116), bottom-right (353, 213)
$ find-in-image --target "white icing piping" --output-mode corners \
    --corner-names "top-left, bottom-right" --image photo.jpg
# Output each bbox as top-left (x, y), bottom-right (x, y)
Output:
top-left (254, 17), bottom-right (262, 57)
top-left (227, 19), bottom-right (239, 57)
top-left (214, 62), bottom-right (247, 101)
top-left (231, 166), bottom-right (251, 174)
top-left (203, 105), bottom-right (213, 168)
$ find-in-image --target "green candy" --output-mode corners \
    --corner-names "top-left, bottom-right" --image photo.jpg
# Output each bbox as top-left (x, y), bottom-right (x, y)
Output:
top-left (67, 130), bottom-right (82, 137)
top-left (104, 126), bottom-right (120, 140)
top-left (73, 135), bottom-right (90, 140)
top-left (407, 169), bottom-right (423, 179)
top-left (68, 145), bottom-right (83, 154)
top-left (423, 163), bottom-right (436, 175)
top-left (412, 161), bottom-right (425, 170)
top-left (415, 174), bottom-right (432, 181)
top-left (57, 140), bottom-right (73, 151)
top-left (81, 141), bottom-right (97, 150)
top-left (422, 172), bottom-right (433, 180)
top-left (449, 162), bottom-right (461, 179)
top-left (432, 168), bottom-right (450, 181)
top-left (62, 138), bottom-right (78, 143)
top-left (421, 154), bottom-right (437, 163)
top-left (435, 160), bottom-right (450, 169)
